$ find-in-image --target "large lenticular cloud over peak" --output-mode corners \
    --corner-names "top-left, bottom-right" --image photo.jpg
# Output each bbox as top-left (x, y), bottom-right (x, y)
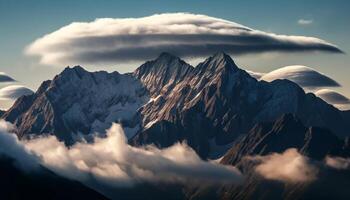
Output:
top-left (26, 13), bottom-right (343, 66)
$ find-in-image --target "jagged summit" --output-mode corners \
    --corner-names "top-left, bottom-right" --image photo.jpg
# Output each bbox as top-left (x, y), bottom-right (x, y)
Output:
top-left (156, 52), bottom-right (181, 61)
top-left (62, 65), bottom-right (87, 73)
top-left (195, 52), bottom-right (239, 74)
top-left (211, 52), bottom-right (236, 63)
top-left (134, 52), bottom-right (193, 96)
top-left (56, 65), bottom-right (91, 82)
top-left (66, 65), bottom-right (85, 71)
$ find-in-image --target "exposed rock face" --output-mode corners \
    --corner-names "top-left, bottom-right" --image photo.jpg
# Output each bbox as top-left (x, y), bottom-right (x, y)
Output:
top-left (132, 53), bottom-right (350, 157)
top-left (2, 52), bottom-right (350, 158)
top-left (133, 53), bottom-right (264, 157)
top-left (2, 66), bottom-right (148, 143)
top-left (221, 114), bottom-right (349, 166)
top-left (133, 52), bottom-right (193, 96)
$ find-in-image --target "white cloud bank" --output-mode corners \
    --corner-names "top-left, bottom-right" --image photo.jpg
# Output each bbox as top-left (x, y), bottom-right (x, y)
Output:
top-left (0, 85), bottom-right (34, 100)
top-left (0, 121), bottom-right (243, 189)
top-left (26, 13), bottom-right (342, 66)
top-left (249, 148), bottom-right (318, 183)
top-left (260, 65), bottom-right (340, 89)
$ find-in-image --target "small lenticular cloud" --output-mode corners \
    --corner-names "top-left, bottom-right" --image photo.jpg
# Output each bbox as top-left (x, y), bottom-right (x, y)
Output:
top-left (0, 72), bottom-right (16, 83)
top-left (246, 70), bottom-right (265, 79)
top-left (315, 89), bottom-right (350, 110)
top-left (0, 85), bottom-right (33, 100)
top-left (315, 89), bottom-right (350, 104)
top-left (260, 65), bottom-right (340, 89)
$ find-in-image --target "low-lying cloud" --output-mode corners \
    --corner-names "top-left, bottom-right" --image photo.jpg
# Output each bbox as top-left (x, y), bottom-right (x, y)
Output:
top-left (325, 156), bottom-right (350, 170)
top-left (0, 121), bottom-right (243, 190)
top-left (0, 85), bottom-right (34, 100)
top-left (260, 65), bottom-right (340, 89)
top-left (248, 148), bottom-right (318, 183)
top-left (26, 13), bottom-right (342, 66)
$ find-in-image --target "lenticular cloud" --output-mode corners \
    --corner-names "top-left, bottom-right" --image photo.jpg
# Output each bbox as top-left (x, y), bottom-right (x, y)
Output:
top-left (315, 89), bottom-right (350, 105)
top-left (260, 65), bottom-right (340, 88)
top-left (315, 89), bottom-right (350, 110)
top-left (0, 72), bottom-right (16, 83)
top-left (0, 85), bottom-right (34, 100)
top-left (26, 13), bottom-right (342, 66)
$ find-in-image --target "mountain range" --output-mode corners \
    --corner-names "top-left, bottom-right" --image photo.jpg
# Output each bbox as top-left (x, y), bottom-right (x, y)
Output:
top-left (1, 52), bottom-right (350, 199)
top-left (2, 52), bottom-right (349, 157)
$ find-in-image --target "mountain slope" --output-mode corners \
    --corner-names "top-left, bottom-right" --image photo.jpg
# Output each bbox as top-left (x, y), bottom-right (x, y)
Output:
top-left (133, 52), bottom-right (193, 96)
top-left (0, 155), bottom-right (107, 200)
top-left (221, 114), bottom-right (349, 166)
top-left (189, 114), bottom-right (350, 200)
top-left (2, 66), bottom-right (148, 143)
top-left (132, 53), bottom-right (350, 158)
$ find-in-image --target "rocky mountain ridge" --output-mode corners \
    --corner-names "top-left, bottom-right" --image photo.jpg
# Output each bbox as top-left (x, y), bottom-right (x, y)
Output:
top-left (2, 52), bottom-right (349, 158)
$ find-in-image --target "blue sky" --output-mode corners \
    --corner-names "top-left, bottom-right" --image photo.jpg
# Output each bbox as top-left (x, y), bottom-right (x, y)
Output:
top-left (0, 0), bottom-right (349, 108)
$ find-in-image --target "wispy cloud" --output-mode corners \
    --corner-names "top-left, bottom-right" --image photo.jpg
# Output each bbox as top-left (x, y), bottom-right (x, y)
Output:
top-left (26, 13), bottom-right (342, 67)
top-left (298, 19), bottom-right (313, 25)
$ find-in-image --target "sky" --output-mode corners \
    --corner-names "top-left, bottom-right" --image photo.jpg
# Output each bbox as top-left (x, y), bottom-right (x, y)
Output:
top-left (0, 0), bottom-right (350, 109)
